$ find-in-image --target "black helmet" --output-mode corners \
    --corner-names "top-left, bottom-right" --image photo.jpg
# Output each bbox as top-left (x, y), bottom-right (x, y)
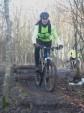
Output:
top-left (40, 12), bottom-right (49, 20)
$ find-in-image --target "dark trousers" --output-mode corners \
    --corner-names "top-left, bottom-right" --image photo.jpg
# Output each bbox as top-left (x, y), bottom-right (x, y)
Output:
top-left (34, 39), bottom-right (52, 66)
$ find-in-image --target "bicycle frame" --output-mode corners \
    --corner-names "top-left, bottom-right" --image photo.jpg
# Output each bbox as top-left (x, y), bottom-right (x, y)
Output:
top-left (39, 47), bottom-right (51, 72)
top-left (39, 46), bottom-right (60, 72)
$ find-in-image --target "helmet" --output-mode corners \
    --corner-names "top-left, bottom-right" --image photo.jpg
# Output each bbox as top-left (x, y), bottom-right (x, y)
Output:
top-left (40, 12), bottom-right (49, 20)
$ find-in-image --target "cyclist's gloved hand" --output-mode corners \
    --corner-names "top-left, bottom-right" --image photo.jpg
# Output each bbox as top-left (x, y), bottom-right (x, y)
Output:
top-left (33, 43), bottom-right (40, 47)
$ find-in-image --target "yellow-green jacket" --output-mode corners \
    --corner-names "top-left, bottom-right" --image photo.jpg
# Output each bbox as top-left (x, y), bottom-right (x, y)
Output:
top-left (32, 24), bottom-right (59, 44)
top-left (68, 49), bottom-right (81, 58)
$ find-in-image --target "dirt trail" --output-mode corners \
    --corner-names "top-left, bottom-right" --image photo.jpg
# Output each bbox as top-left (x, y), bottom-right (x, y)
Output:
top-left (1, 65), bottom-right (84, 113)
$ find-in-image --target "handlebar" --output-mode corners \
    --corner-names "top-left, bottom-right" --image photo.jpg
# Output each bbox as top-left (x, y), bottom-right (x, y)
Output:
top-left (34, 44), bottom-right (63, 50)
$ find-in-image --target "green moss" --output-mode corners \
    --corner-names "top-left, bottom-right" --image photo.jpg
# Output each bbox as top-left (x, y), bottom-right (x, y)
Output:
top-left (2, 96), bottom-right (9, 109)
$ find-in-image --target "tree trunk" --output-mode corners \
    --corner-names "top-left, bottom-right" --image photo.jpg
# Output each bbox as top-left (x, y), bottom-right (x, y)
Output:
top-left (2, 0), bottom-right (12, 110)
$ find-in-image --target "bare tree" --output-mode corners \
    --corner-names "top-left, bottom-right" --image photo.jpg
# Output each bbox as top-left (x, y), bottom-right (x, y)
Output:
top-left (69, 0), bottom-right (84, 59)
top-left (2, 0), bottom-right (12, 110)
top-left (68, 0), bottom-right (84, 77)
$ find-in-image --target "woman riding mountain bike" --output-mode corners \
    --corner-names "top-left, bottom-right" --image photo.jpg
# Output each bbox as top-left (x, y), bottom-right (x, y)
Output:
top-left (32, 12), bottom-right (63, 91)
top-left (32, 12), bottom-right (62, 71)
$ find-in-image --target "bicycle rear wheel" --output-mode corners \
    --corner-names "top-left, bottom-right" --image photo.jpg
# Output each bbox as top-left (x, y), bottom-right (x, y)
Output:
top-left (44, 62), bottom-right (57, 92)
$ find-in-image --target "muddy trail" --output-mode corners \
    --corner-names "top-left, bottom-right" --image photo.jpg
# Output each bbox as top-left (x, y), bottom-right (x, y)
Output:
top-left (0, 65), bottom-right (84, 113)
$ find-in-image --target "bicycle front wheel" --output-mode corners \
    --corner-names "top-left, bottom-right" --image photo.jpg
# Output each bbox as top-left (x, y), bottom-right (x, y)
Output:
top-left (35, 71), bottom-right (42, 86)
top-left (44, 62), bottom-right (57, 92)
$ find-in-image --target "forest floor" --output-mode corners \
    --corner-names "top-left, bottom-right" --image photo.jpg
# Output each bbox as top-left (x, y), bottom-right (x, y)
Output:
top-left (0, 65), bottom-right (84, 113)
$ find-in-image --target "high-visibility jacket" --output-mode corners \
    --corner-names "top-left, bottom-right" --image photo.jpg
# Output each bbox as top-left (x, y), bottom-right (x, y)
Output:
top-left (32, 24), bottom-right (59, 44)
top-left (37, 25), bottom-right (51, 42)
top-left (68, 49), bottom-right (80, 58)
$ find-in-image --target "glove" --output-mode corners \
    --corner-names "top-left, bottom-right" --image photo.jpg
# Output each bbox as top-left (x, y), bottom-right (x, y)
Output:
top-left (33, 43), bottom-right (40, 48)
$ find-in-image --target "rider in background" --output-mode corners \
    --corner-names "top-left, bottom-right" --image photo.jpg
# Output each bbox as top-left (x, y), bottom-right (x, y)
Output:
top-left (32, 12), bottom-right (61, 71)
top-left (68, 49), bottom-right (76, 69)
top-left (68, 49), bottom-right (83, 85)
top-left (68, 48), bottom-right (81, 69)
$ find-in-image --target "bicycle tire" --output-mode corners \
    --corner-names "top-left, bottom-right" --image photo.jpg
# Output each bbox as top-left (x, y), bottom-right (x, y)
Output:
top-left (34, 60), bottom-right (44, 87)
top-left (34, 71), bottom-right (42, 86)
top-left (44, 61), bottom-right (57, 92)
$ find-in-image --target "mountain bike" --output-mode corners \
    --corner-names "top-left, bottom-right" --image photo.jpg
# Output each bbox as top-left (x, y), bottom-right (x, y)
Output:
top-left (34, 45), bottom-right (63, 92)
